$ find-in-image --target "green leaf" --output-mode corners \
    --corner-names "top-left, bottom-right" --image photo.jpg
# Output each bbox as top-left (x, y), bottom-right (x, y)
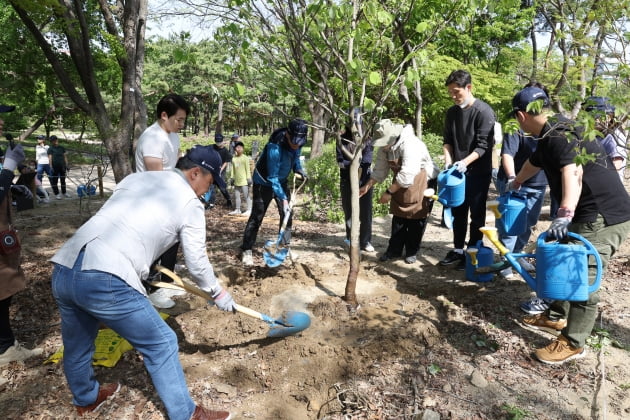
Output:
top-left (415, 22), bottom-right (428, 33)
top-left (234, 82), bottom-right (245, 97)
top-left (368, 71), bottom-right (382, 86)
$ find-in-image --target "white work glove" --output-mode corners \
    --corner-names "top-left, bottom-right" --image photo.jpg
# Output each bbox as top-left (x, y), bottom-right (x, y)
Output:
top-left (506, 176), bottom-right (521, 192)
top-left (211, 287), bottom-right (236, 312)
top-left (3, 144), bottom-right (25, 172)
top-left (11, 184), bottom-right (33, 200)
top-left (452, 161), bottom-right (467, 174)
top-left (282, 200), bottom-right (291, 215)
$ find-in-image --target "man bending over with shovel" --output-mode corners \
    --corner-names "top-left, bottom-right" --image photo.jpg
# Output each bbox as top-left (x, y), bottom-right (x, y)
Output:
top-left (240, 118), bottom-right (308, 266)
top-left (508, 86), bottom-right (630, 365)
top-left (50, 145), bottom-right (234, 420)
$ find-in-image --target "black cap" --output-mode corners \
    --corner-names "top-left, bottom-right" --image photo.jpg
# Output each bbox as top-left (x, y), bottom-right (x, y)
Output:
top-left (185, 145), bottom-right (227, 190)
top-left (510, 87), bottom-right (550, 117)
top-left (287, 119), bottom-right (308, 147)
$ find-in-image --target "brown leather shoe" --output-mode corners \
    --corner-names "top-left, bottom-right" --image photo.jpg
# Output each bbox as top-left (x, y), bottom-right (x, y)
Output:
top-left (75, 383), bottom-right (121, 416)
top-left (191, 405), bottom-right (232, 420)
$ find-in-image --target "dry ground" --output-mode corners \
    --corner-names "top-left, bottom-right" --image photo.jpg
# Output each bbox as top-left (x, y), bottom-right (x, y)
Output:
top-left (1, 173), bottom-right (629, 419)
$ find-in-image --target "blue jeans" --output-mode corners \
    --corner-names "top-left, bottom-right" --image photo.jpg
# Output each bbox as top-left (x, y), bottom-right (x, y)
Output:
top-left (495, 179), bottom-right (546, 253)
top-left (51, 251), bottom-right (196, 420)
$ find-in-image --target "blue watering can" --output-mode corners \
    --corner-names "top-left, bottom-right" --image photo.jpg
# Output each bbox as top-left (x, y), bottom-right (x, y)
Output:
top-left (424, 167), bottom-right (466, 229)
top-left (480, 227), bottom-right (602, 301)
top-left (77, 184), bottom-right (97, 197)
top-left (487, 192), bottom-right (527, 236)
top-left (465, 240), bottom-right (494, 283)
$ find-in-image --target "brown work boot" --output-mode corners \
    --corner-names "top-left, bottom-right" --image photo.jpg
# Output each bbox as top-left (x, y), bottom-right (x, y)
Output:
top-left (191, 405), bottom-right (232, 420)
top-left (75, 383), bottom-right (121, 416)
top-left (521, 313), bottom-right (566, 335)
top-left (535, 335), bottom-right (585, 365)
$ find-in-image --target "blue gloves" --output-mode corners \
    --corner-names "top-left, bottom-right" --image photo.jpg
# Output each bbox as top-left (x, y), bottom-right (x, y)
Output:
top-left (211, 287), bottom-right (236, 312)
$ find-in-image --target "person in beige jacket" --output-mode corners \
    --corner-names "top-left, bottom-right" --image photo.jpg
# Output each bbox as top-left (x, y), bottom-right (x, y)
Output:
top-left (360, 120), bottom-right (438, 264)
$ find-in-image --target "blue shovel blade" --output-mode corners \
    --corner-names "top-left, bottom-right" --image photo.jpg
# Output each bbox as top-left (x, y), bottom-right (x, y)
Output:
top-left (267, 311), bottom-right (311, 338)
top-left (263, 240), bottom-right (289, 267)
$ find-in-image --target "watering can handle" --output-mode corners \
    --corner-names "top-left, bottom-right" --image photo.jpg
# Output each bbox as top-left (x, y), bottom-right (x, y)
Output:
top-left (537, 232), bottom-right (603, 293)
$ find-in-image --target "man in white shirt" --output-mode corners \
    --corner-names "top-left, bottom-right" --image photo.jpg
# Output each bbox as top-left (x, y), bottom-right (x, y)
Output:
top-left (135, 93), bottom-right (189, 172)
top-left (135, 94), bottom-right (191, 308)
top-left (51, 145), bottom-right (233, 420)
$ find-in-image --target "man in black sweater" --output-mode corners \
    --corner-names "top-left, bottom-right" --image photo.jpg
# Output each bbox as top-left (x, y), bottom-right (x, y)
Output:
top-left (439, 70), bottom-right (496, 269)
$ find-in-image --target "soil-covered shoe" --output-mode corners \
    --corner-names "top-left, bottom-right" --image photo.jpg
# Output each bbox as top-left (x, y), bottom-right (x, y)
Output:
top-left (500, 267), bottom-right (514, 279)
top-left (0, 341), bottom-right (43, 365)
top-left (148, 288), bottom-right (176, 309)
top-left (242, 250), bottom-right (254, 267)
top-left (534, 335), bottom-right (585, 365)
top-left (75, 383), bottom-right (121, 416)
top-left (439, 250), bottom-right (464, 267)
top-left (404, 255), bottom-right (417, 264)
top-left (520, 297), bottom-right (553, 315)
top-left (228, 209), bottom-right (241, 215)
top-left (521, 313), bottom-right (566, 335)
top-left (191, 405), bottom-right (232, 420)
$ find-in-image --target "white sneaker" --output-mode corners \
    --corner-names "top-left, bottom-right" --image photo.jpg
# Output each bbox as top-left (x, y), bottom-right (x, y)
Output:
top-left (287, 249), bottom-right (298, 261)
top-left (63, 193), bottom-right (71, 198)
top-left (518, 257), bottom-right (536, 272)
top-left (362, 243), bottom-right (375, 252)
top-left (0, 341), bottom-right (43, 366)
top-left (242, 210), bottom-right (251, 217)
top-left (242, 250), bottom-right (254, 266)
top-left (148, 289), bottom-right (176, 309)
top-left (229, 209), bottom-right (241, 215)
top-left (42, 198), bottom-right (50, 204)
top-left (56, 194), bottom-right (62, 200)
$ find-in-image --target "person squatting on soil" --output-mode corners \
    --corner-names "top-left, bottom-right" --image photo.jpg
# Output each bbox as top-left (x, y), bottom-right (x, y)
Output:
top-left (50, 146), bottom-right (235, 420)
top-left (0, 104), bottom-right (44, 368)
top-left (508, 86), bottom-right (630, 365)
top-left (439, 69), bottom-right (496, 270)
top-left (228, 140), bottom-right (252, 216)
top-left (359, 120), bottom-right (439, 264)
top-left (240, 119), bottom-right (308, 266)
top-left (135, 93), bottom-right (192, 309)
top-left (337, 123), bottom-right (375, 252)
top-left (47, 135), bottom-right (70, 199)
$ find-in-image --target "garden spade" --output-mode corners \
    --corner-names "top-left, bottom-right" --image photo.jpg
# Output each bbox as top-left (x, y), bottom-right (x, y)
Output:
top-left (152, 266), bottom-right (311, 338)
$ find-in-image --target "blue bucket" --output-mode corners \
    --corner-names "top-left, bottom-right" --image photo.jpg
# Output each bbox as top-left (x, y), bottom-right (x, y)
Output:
top-left (437, 167), bottom-right (465, 207)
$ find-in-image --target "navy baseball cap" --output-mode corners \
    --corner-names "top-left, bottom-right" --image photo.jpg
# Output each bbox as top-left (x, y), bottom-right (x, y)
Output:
top-left (510, 87), bottom-right (550, 117)
top-left (231, 133), bottom-right (239, 139)
top-left (185, 145), bottom-right (226, 190)
top-left (0, 105), bottom-right (15, 113)
top-left (287, 119), bottom-right (308, 147)
top-left (214, 133), bottom-right (224, 143)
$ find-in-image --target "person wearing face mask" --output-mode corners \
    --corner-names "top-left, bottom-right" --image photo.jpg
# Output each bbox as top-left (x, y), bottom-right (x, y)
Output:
top-left (240, 119), bottom-right (308, 266)
top-left (439, 69), bottom-right (497, 270)
top-left (135, 93), bottom-right (191, 309)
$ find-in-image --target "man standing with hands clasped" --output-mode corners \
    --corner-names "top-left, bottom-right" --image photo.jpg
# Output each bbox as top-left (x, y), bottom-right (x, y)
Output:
top-left (508, 86), bottom-right (630, 364)
top-left (439, 69), bottom-right (496, 270)
top-left (51, 145), bottom-right (234, 419)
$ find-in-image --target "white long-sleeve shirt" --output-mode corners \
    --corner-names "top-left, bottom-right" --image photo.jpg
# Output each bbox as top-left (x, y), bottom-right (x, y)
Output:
top-left (371, 124), bottom-right (438, 187)
top-left (51, 170), bottom-right (221, 296)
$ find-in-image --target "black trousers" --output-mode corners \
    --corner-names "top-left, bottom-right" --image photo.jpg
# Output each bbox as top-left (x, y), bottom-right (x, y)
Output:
top-left (241, 184), bottom-right (291, 250)
top-left (385, 216), bottom-right (428, 258)
top-left (451, 171), bottom-right (491, 249)
top-left (0, 295), bottom-right (14, 353)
